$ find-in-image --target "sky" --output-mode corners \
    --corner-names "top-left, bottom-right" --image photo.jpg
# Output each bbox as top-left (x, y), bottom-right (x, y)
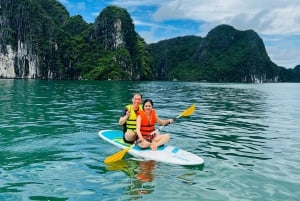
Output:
top-left (58, 0), bottom-right (300, 69)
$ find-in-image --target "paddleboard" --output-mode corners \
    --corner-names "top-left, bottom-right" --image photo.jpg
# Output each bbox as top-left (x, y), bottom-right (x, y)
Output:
top-left (98, 130), bottom-right (204, 166)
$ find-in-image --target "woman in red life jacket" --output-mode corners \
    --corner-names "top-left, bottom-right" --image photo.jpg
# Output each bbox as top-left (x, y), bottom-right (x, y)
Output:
top-left (136, 99), bottom-right (174, 150)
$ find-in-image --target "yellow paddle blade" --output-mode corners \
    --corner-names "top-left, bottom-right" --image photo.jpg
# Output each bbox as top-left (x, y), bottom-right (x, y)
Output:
top-left (104, 147), bottom-right (131, 164)
top-left (179, 104), bottom-right (196, 117)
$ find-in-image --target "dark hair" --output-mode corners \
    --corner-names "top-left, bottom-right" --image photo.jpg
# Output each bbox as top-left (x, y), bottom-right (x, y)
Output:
top-left (143, 99), bottom-right (153, 109)
top-left (132, 92), bottom-right (142, 99)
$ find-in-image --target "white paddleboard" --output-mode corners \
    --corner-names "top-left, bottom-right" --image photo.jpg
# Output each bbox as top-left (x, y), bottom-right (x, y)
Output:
top-left (98, 130), bottom-right (204, 166)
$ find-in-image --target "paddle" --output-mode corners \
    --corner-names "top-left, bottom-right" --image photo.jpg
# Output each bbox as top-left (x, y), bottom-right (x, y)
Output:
top-left (104, 104), bottom-right (196, 164)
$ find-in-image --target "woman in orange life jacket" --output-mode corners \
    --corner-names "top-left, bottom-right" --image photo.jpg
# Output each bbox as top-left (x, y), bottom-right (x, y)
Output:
top-left (136, 99), bottom-right (174, 151)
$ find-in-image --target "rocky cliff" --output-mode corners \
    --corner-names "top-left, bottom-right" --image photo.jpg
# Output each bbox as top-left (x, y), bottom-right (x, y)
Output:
top-left (84, 6), bottom-right (153, 80)
top-left (149, 25), bottom-right (294, 82)
top-left (0, 1), bottom-right (152, 80)
top-left (0, 0), bottom-right (70, 78)
top-left (0, 1), bottom-right (299, 82)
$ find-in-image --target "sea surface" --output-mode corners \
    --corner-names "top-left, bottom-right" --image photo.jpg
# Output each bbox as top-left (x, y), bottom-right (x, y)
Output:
top-left (0, 79), bottom-right (299, 201)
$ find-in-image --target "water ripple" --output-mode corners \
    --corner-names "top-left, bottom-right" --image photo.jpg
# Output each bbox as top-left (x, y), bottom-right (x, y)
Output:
top-left (1, 80), bottom-right (300, 200)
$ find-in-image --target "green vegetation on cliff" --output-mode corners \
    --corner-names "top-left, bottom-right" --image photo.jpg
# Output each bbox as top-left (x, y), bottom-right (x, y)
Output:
top-left (149, 25), bottom-right (289, 82)
top-left (78, 6), bottom-right (153, 80)
top-left (0, 1), bottom-right (153, 80)
top-left (0, 1), bottom-right (299, 82)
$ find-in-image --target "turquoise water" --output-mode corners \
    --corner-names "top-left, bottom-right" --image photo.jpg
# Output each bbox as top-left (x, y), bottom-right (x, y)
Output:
top-left (0, 80), bottom-right (299, 201)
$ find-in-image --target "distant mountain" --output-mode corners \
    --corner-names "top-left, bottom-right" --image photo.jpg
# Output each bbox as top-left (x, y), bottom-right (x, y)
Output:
top-left (149, 25), bottom-right (300, 82)
top-left (149, 35), bottom-right (202, 80)
top-left (0, 1), bottom-right (299, 82)
top-left (293, 65), bottom-right (300, 74)
top-left (277, 65), bottom-right (300, 82)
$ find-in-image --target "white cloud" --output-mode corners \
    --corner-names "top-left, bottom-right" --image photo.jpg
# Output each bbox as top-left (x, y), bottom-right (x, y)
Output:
top-left (261, 6), bottom-right (300, 35)
top-left (58, 0), bottom-right (68, 3)
top-left (267, 45), bottom-right (300, 68)
top-left (76, 2), bottom-right (86, 10)
top-left (91, 12), bottom-right (100, 18)
top-left (133, 19), bottom-right (155, 27)
top-left (151, 0), bottom-right (300, 36)
top-left (264, 34), bottom-right (300, 68)
top-left (110, 0), bottom-right (162, 7)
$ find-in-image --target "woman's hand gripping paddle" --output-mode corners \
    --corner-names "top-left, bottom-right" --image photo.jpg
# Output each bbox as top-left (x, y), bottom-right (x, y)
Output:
top-left (104, 104), bottom-right (196, 164)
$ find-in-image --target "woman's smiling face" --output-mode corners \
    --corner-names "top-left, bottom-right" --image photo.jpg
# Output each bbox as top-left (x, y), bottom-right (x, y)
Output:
top-left (143, 101), bottom-right (153, 112)
top-left (132, 94), bottom-right (142, 106)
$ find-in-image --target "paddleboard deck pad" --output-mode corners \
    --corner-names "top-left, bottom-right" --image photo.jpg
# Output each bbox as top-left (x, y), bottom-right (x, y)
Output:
top-left (98, 130), bottom-right (204, 165)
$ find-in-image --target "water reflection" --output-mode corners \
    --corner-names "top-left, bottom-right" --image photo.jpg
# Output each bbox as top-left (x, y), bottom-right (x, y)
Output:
top-left (106, 159), bottom-right (156, 198)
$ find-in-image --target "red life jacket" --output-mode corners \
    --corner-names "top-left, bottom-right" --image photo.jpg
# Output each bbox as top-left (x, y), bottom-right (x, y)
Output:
top-left (139, 109), bottom-right (156, 140)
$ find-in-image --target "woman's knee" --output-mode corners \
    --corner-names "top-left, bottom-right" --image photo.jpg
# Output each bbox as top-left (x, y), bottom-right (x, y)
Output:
top-left (164, 134), bottom-right (170, 140)
top-left (125, 130), bottom-right (136, 141)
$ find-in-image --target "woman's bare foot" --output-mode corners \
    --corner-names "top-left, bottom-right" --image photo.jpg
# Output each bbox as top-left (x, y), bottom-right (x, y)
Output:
top-left (150, 142), bottom-right (157, 151)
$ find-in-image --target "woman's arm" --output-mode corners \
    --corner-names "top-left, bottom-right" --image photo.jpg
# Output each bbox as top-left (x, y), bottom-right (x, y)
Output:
top-left (136, 115), bottom-right (145, 142)
top-left (156, 113), bottom-right (174, 126)
top-left (118, 108), bottom-right (129, 125)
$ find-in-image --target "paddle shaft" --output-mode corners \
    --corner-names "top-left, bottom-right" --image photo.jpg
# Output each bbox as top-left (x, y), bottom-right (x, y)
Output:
top-left (150, 111), bottom-right (187, 135)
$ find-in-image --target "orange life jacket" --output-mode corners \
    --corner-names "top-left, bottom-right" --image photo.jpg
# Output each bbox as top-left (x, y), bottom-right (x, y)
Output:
top-left (139, 109), bottom-right (156, 140)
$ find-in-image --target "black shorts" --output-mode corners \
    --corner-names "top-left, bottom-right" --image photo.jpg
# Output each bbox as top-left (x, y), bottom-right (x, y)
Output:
top-left (123, 135), bottom-right (135, 144)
